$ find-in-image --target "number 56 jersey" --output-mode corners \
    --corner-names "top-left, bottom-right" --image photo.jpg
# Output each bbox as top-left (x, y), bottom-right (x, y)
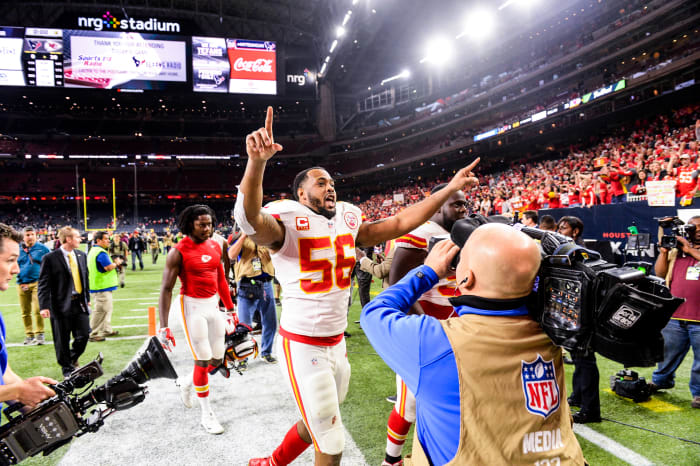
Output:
top-left (263, 199), bottom-right (363, 338)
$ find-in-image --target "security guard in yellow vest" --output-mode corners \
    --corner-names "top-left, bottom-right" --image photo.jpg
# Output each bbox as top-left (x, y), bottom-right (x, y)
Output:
top-left (228, 233), bottom-right (278, 368)
top-left (87, 231), bottom-right (122, 342)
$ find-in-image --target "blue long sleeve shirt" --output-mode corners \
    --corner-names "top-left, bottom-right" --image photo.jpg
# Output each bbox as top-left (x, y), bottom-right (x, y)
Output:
top-left (16, 242), bottom-right (50, 284)
top-left (361, 265), bottom-right (529, 465)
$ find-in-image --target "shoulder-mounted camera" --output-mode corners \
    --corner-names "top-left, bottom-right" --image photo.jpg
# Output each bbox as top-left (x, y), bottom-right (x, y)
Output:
top-left (0, 337), bottom-right (177, 465)
top-left (432, 214), bottom-right (683, 367)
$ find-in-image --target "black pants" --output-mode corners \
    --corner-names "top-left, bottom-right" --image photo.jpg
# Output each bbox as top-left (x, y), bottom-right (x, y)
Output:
top-left (356, 268), bottom-right (372, 308)
top-left (50, 301), bottom-right (90, 376)
top-left (570, 351), bottom-right (600, 416)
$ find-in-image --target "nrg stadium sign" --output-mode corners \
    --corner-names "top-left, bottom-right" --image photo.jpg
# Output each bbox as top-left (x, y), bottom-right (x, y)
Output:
top-left (77, 11), bottom-right (181, 33)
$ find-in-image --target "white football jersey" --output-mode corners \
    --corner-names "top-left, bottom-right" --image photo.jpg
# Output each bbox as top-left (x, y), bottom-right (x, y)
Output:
top-left (394, 221), bottom-right (458, 308)
top-left (264, 199), bottom-right (363, 337)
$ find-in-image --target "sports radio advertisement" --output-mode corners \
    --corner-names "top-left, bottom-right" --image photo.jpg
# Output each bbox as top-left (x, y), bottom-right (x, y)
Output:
top-left (62, 29), bottom-right (186, 89)
top-left (192, 36), bottom-right (229, 93)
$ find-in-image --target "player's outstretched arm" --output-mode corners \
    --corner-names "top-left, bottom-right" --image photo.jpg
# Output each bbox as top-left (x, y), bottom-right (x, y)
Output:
top-left (356, 158), bottom-right (480, 247)
top-left (234, 106), bottom-right (285, 249)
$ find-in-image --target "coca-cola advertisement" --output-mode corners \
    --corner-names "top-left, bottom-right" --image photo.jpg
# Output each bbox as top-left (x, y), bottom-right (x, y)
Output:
top-left (227, 38), bottom-right (276, 95)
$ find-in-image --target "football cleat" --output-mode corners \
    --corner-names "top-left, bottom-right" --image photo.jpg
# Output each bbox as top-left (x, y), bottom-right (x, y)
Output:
top-left (201, 409), bottom-right (224, 434)
top-left (177, 378), bottom-right (194, 409)
top-left (248, 456), bottom-right (276, 466)
top-left (381, 460), bottom-right (403, 466)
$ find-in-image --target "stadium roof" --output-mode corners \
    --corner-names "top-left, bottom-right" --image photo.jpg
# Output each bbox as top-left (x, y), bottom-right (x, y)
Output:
top-left (2, 0), bottom-right (583, 96)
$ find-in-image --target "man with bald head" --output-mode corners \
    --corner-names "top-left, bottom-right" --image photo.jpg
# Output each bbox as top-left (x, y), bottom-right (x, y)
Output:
top-left (362, 224), bottom-right (584, 465)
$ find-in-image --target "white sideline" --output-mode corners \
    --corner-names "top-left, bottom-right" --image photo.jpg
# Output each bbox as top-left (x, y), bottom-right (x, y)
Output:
top-left (574, 424), bottom-right (653, 465)
top-left (58, 324), bottom-right (368, 465)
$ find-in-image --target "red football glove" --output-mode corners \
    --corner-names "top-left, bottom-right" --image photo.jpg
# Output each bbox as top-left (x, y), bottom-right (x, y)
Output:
top-left (158, 327), bottom-right (176, 352)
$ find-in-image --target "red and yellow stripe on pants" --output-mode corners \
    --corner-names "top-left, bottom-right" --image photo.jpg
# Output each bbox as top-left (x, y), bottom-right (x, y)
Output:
top-left (180, 295), bottom-right (199, 360)
top-left (282, 337), bottom-right (320, 451)
top-left (396, 377), bottom-right (410, 420)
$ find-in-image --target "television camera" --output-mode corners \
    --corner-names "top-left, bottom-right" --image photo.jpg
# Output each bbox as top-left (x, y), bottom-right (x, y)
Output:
top-left (658, 216), bottom-right (696, 250)
top-left (435, 215), bottom-right (683, 368)
top-left (0, 336), bottom-right (177, 465)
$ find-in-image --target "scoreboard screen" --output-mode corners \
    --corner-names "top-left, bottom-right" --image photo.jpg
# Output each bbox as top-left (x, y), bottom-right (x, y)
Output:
top-left (63, 30), bottom-right (186, 89)
top-left (0, 25), bottom-right (281, 95)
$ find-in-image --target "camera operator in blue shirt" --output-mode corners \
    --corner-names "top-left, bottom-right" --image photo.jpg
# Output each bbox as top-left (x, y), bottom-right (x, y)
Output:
top-left (361, 223), bottom-right (584, 465)
top-left (0, 223), bottom-right (57, 408)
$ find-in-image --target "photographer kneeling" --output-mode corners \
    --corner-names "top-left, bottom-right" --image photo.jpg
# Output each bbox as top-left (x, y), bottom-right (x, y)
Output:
top-left (0, 224), bottom-right (57, 408)
top-left (361, 223), bottom-right (584, 465)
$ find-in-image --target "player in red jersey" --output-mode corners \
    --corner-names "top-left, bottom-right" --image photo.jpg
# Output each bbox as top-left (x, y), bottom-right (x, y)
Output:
top-left (158, 204), bottom-right (236, 434)
top-left (238, 107), bottom-right (479, 466)
top-left (381, 184), bottom-right (466, 466)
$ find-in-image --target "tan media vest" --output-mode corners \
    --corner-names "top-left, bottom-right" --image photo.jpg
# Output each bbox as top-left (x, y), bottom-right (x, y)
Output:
top-left (408, 314), bottom-right (585, 466)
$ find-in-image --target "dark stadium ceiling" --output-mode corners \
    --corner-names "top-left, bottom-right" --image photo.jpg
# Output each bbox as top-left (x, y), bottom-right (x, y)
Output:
top-left (1, 0), bottom-right (581, 97)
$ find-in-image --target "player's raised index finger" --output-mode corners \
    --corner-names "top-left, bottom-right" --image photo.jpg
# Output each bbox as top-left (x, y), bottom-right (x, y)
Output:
top-left (265, 106), bottom-right (274, 138)
top-left (463, 157), bottom-right (480, 173)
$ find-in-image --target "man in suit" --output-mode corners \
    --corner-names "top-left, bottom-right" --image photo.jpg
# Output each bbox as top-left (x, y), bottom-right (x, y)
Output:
top-left (38, 226), bottom-right (91, 378)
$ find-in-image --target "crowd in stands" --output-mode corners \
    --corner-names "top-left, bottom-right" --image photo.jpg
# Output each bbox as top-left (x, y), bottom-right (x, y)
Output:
top-left (357, 105), bottom-right (700, 220)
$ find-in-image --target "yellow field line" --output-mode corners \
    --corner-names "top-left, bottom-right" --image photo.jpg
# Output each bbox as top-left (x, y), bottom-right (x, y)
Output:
top-left (603, 389), bottom-right (681, 412)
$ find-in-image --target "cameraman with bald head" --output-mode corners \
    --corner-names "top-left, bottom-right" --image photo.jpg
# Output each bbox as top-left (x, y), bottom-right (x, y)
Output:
top-left (362, 224), bottom-right (584, 465)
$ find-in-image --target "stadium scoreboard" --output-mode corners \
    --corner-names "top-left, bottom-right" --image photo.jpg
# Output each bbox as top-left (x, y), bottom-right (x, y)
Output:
top-left (0, 21), bottom-right (313, 97)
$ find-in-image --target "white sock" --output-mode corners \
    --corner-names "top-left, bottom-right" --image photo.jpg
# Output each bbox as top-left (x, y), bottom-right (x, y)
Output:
top-left (198, 395), bottom-right (212, 412)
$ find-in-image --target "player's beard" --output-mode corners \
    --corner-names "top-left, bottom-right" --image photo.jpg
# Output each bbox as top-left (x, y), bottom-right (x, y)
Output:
top-left (308, 194), bottom-right (336, 220)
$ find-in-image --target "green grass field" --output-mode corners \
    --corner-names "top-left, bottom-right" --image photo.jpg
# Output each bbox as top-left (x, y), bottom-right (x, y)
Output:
top-left (1, 254), bottom-right (698, 465)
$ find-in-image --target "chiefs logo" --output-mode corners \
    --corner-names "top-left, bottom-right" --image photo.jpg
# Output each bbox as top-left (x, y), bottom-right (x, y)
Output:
top-left (295, 217), bottom-right (310, 231)
top-left (201, 255), bottom-right (212, 263)
top-left (344, 212), bottom-right (359, 229)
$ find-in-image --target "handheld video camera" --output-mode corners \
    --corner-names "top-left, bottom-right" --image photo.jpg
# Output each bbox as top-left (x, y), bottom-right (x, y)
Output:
top-left (110, 254), bottom-right (127, 272)
top-left (658, 217), bottom-right (696, 250)
top-left (435, 215), bottom-right (683, 367)
top-left (0, 337), bottom-right (177, 465)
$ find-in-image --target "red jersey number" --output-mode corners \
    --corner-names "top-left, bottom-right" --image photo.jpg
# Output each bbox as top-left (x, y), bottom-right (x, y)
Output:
top-left (299, 234), bottom-right (355, 293)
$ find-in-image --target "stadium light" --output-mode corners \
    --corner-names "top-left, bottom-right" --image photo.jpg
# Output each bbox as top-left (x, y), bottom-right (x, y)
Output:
top-left (380, 69), bottom-right (411, 86)
top-left (458, 9), bottom-right (495, 40)
top-left (420, 36), bottom-right (453, 65)
top-left (499, 0), bottom-right (538, 10)
top-left (330, 39), bottom-right (338, 52)
top-left (336, 26), bottom-right (346, 38)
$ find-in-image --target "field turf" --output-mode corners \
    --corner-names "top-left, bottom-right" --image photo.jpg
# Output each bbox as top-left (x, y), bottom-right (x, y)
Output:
top-left (1, 254), bottom-right (697, 465)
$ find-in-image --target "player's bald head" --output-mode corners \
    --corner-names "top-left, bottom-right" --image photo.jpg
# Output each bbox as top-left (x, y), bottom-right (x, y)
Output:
top-left (456, 223), bottom-right (541, 300)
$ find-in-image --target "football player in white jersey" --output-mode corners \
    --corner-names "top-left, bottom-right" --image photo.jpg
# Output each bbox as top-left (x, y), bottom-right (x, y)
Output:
top-left (382, 183), bottom-right (467, 466)
top-left (236, 107), bottom-right (479, 466)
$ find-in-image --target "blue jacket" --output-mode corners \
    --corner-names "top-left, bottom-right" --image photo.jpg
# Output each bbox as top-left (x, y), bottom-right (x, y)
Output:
top-left (17, 242), bottom-right (50, 285)
top-left (361, 265), bottom-right (530, 465)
